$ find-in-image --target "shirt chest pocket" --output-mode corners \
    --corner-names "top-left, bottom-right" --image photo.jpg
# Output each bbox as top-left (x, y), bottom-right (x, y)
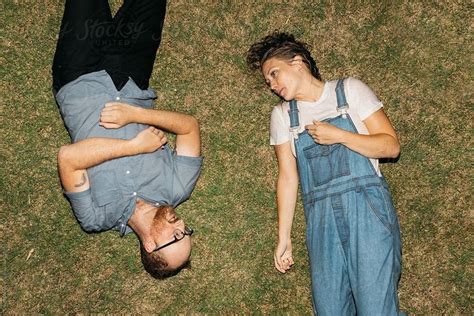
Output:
top-left (96, 191), bottom-right (120, 231)
top-left (90, 171), bottom-right (123, 230)
top-left (87, 168), bottom-right (120, 202)
top-left (94, 189), bottom-right (121, 207)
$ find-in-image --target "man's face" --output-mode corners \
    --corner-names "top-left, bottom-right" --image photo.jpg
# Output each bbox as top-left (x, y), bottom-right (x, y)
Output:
top-left (151, 207), bottom-right (192, 269)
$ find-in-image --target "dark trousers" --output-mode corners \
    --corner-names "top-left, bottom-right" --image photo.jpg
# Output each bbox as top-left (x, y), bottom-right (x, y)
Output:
top-left (52, 0), bottom-right (167, 92)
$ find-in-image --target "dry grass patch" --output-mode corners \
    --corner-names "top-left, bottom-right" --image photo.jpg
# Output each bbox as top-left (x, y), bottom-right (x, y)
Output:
top-left (2, 0), bottom-right (471, 314)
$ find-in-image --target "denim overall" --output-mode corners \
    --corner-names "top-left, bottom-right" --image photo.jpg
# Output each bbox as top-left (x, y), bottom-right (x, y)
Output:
top-left (290, 80), bottom-right (402, 315)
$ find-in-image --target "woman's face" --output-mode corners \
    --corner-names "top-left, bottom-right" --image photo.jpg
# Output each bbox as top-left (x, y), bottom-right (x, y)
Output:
top-left (262, 56), bottom-right (304, 101)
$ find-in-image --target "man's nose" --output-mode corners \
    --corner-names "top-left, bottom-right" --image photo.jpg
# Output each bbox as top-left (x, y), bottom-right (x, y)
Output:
top-left (176, 219), bottom-right (185, 229)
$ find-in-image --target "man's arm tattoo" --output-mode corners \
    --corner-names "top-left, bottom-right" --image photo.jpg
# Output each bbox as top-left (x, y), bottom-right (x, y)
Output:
top-left (74, 172), bottom-right (87, 188)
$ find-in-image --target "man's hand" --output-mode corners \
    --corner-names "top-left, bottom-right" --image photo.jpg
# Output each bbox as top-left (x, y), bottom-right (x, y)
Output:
top-left (305, 120), bottom-right (348, 145)
top-left (100, 106), bottom-right (201, 157)
top-left (274, 238), bottom-right (294, 273)
top-left (100, 102), bottom-right (139, 129)
top-left (130, 127), bottom-right (167, 154)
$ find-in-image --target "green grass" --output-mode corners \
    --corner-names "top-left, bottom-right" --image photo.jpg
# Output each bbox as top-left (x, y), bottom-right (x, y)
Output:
top-left (2, 0), bottom-right (472, 313)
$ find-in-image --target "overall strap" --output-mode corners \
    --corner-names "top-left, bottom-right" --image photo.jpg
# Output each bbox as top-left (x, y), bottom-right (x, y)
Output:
top-left (335, 79), bottom-right (349, 116)
top-left (288, 99), bottom-right (300, 140)
top-left (289, 100), bottom-right (299, 128)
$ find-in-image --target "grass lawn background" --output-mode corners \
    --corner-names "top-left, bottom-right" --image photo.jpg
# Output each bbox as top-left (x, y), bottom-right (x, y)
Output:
top-left (2, 0), bottom-right (472, 313)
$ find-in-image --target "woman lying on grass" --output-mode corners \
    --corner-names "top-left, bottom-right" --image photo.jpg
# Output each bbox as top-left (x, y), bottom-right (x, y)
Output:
top-left (247, 32), bottom-right (404, 315)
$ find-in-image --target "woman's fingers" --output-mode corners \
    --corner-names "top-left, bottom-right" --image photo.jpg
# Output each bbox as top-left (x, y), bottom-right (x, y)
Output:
top-left (284, 256), bottom-right (294, 266)
top-left (274, 256), bottom-right (286, 273)
top-left (275, 254), bottom-right (294, 273)
top-left (305, 123), bottom-right (318, 139)
top-left (282, 255), bottom-right (294, 268)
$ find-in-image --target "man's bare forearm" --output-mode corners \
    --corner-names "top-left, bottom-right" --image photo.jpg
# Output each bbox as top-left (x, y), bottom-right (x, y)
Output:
top-left (58, 126), bottom-right (166, 192)
top-left (57, 137), bottom-right (137, 192)
top-left (134, 108), bottom-right (199, 136)
top-left (133, 108), bottom-right (200, 156)
top-left (59, 137), bottom-right (136, 171)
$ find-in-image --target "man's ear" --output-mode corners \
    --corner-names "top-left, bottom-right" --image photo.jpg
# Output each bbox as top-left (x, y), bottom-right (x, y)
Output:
top-left (142, 239), bottom-right (156, 253)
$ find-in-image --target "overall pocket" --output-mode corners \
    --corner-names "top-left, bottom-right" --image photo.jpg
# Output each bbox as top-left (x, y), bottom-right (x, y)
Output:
top-left (303, 143), bottom-right (350, 186)
top-left (362, 185), bottom-right (398, 235)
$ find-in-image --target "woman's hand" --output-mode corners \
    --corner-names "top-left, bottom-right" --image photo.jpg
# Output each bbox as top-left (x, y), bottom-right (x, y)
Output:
top-left (305, 121), bottom-right (347, 145)
top-left (274, 238), bottom-right (294, 273)
top-left (305, 110), bottom-right (400, 158)
top-left (100, 102), bottom-right (139, 129)
top-left (130, 127), bottom-right (167, 154)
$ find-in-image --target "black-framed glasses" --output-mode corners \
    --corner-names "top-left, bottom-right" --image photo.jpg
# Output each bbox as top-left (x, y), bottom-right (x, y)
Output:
top-left (152, 226), bottom-right (193, 252)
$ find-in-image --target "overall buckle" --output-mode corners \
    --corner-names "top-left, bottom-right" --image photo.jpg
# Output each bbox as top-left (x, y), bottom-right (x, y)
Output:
top-left (337, 105), bottom-right (349, 119)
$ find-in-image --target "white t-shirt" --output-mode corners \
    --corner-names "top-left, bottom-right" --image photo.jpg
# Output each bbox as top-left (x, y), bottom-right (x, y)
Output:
top-left (270, 77), bottom-right (383, 174)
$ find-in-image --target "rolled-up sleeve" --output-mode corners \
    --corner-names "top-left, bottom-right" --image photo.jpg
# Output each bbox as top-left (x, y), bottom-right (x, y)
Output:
top-left (171, 155), bottom-right (203, 206)
top-left (64, 189), bottom-right (103, 232)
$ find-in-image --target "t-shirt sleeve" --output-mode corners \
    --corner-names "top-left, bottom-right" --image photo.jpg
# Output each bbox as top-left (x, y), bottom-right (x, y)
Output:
top-left (347, 77), bottom-right (383, 121)
top-left (64, 189), bottom-right (105, 233)
top-left (270, 105), bottom-right (290, 145)
top-left (171, 155), bottom-right (203, 207)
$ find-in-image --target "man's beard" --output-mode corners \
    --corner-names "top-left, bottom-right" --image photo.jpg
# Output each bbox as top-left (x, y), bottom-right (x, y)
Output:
top-left (153, 205), bottom-right (177, 223)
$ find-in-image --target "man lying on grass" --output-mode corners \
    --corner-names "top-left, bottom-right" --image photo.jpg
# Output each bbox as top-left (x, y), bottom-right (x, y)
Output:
top-left (53, 0), bottom-right (202, 279)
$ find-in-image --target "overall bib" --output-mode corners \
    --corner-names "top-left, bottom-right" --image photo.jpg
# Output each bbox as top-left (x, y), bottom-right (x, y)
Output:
top-left (289, 80), bottom-right (402, 315)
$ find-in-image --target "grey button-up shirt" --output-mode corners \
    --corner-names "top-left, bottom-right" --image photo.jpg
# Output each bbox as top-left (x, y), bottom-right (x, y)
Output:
top-left (56, 70), bottom-right (203, 235)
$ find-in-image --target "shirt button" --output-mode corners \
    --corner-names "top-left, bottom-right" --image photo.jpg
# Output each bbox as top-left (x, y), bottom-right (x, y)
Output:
top-left (126, 170), bottom-right (130, 174)
top-left (116, 96), bottom-right (120, 101)
top-left (133, 192), bottom-right (137, 196)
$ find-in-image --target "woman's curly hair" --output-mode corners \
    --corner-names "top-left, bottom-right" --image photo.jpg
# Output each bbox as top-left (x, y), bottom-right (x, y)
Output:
top-left (246, 31), bottom-right (321, 80)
